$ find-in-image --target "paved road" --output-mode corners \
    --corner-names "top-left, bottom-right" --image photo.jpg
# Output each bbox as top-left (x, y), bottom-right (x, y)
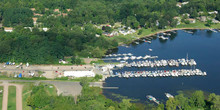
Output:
top-left (0, 82), bottom-right (23, 110)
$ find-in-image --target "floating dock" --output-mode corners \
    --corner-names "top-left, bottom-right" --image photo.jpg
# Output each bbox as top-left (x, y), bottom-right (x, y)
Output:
top-left (113, 69), bottom-right (207, 78)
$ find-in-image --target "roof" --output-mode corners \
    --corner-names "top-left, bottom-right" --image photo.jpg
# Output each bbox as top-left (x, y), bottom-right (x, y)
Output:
top-left (64, 71), bottom-right (95, 77)
top-left (187, 18), bottom-right (195, 21)
top-left (54, 9), bottom-right (60, 12)
top-left (32, 17), bottom-right (38, 22)
top-left (66, 9), bottom-right (72, 12)
top-left (30, 8), bottom-right (35, 11)
top-left (62, 13), bottom-right (68, 17)
top-left (34, 13), bottom-right (43, 16)
top-left (4, 27), bottom-right (13, 30)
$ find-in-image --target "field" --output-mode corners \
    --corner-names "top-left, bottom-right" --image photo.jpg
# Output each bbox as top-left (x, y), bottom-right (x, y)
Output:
top-left (8, 86), bottom-right (16, 110)
top-left (0, 86), bottom-right (3, 110)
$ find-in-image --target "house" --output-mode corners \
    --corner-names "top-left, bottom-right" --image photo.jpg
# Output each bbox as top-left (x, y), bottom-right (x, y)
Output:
top-left (45, 8), bottom-right (49, 10)
top-left (183, 13), bottom-right (190, 17)
top-left (208, 11), bottom-right (218, 15)
top-left (62, 13), bottom-right (68, 17)
top-left (187, 18), bottom-right (196, 23)
top-left (54, 9), bottom-right (60, 13)
top-left (42, 28), bottom-right (49, 32)
top-left (34, 13), bottom-right (43, 16)
top-left (173, 16), bottom-right (181, 25)
top-left (198, 11), bottom-right (204, 15)
top-left (24, 27), bottom-right (33, 32)
top-left (66, 9), bottom-right (72, 12)
top-left (176, 2), bottom-right (188, 8)
top-left (30, 8), bottom-right (36, 11)
top-left (4, 27), bottom-right (13, 32)
top-left (176, 2), bottom-right (182, 8)
top-left (32, 17), bottom-right (38, 26)
top-left (200, 16), bottom-right (207, 22)
top-left (182, 2), bottom-right (189, 5)
top-left (212, 19), bottom-right (219, 24)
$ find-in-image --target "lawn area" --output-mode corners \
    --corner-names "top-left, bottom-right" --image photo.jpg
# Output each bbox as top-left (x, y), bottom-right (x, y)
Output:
top-left (8, 86), bottom-right (16, 110)
top-left (0, 86), bottom-right (3, 110)
top-left (40, 83), bottom-right (57, 96)
top-left (21, 82), bottom-right (34, 110)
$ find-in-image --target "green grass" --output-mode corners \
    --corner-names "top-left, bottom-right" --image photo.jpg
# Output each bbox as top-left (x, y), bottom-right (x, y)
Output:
top-left (22, 82), bottom-right (34, 110)
top-left (44, 84), bottom-right (57, 96)
top-left (0, 86), bottom-right (3, 110)
top-left (8, 86), bottom-right (16, 110)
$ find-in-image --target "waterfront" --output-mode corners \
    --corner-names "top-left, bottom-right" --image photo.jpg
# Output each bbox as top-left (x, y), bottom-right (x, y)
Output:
top-left (103, 29), bottom-right (220, 103)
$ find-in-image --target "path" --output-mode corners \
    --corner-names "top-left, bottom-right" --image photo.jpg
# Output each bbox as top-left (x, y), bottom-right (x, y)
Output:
top-left (2, 82), bottom-right (8, 110)
top-left (0, 81), bottom-right (23, 110)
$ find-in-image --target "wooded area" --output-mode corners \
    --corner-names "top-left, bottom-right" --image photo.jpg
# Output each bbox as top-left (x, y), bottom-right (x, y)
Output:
top-left (0, 0), bottom-right (219, 64)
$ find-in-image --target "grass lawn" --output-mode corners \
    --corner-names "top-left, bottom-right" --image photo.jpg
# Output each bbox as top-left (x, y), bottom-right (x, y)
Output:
top-left (0, 86), bottom-right (3, 110)
top-left (8, 86), bottom-right (16, 110)
top-left (22, 82), bottom-right (34, 110)
top-left (39, 83), bottom-right (57, 96)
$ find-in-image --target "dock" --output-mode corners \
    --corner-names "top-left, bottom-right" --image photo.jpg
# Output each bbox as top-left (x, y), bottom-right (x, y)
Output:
top-left (100, 86), bottom-right (119, 89)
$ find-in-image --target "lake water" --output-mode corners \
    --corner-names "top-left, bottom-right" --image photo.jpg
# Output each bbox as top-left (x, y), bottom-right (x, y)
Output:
top-left (103, 29), bottom-right (220, 103)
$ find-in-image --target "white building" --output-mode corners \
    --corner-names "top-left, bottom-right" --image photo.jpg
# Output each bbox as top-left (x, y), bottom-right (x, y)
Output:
top-left (64, 71), bottom-right (95, 77)
top-left (4, 27), bottom-right (13, 32)
top-left (42, 28), bottom-right (49, 32)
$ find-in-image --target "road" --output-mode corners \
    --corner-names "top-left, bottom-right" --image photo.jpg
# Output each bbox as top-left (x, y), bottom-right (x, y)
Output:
top-left (0, 81), bottom-right (23, 110)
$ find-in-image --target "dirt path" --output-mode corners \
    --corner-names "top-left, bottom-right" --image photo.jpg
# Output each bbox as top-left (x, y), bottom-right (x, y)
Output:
top-left (2, 83), bottom-right (8, 110)
top-left (15, 84), bottom-right (23, 110)
top-left (0, 82), bottom-right (23, 110)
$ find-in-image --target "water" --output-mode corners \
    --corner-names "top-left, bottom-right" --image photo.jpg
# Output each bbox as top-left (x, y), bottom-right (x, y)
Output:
top-left (103, 29), bottom-right (220, 103)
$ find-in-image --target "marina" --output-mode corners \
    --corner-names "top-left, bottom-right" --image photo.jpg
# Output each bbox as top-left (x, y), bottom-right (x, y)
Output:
top-left (125, 58), bottom-right (196, 68)
top-left (113, 69), bottom-right (206, 78)
top-left (103, 29), bottom-right (220, 102)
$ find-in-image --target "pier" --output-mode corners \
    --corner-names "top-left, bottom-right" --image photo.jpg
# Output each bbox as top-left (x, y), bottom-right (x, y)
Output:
top-left (113, 69), bottom-right (206, 78)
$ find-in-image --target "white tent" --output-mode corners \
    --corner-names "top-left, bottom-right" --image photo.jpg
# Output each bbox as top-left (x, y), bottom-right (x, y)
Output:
top-left (64, 71), bottom-right (95, 77)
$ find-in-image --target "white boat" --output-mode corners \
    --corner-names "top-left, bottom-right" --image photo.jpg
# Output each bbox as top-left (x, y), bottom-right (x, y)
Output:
top-left (165, 93), bottom-right (174, 98)
top-left (149, 49), bottom-right (153, 51)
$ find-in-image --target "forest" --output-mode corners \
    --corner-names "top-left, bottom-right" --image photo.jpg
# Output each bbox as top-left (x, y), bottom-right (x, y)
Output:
top-left (0, 0), bottom-right (219, 64)
top-left (26, 78), bottom-right (220, 110)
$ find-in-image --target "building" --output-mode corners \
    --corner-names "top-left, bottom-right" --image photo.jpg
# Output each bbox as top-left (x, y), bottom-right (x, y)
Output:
top-left (4, 27), bottom-right (13, 32)
top-left (34, 13), bottom-right (43, 17)
top-left (30, 8), bottom-right (36, 11)
top-left (54, 9), bottom-right (60, 13)
top-left (45, 8), bottom-right (49, 11)
top-left (200, 16), bottom-right (207, 22)
top-left (176, 2), bottom-right (182, 8)
top-left (32, 17), bottom-right (38, 26)
top-left (42, 28), bottom-right (49, 32)
top-left (212, 19), bottom-right (219, 24)
top-left (208, 11), bottom-right (218, 15)
top-left (187, 18), bottom-right (196, 23)
top-left (62, 13), bottom-right (68, 17)
top-left (173, 16), bottom-right (181, 25)
top-left (66, 9), bottom-right (72, 12)
top-left (64, 71), bottom-right (95, 77)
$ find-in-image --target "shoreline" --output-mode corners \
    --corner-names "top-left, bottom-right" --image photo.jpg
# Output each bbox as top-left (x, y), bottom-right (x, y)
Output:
top-left (115, 27), bottom-right (219, 48)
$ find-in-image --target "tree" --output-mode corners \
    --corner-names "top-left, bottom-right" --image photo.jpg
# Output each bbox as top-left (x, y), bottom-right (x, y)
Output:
top-left (175, 94), bottom-right (190, 110)
top-left (80, 77), bottom-right (89, 87)
top-left (138, 29), bottom-right (143, 35)
top-left (208, 93), bottom-right (220, 110)
top-left (157, 104), bottom-right (164, 110)
top-left (166, 98), bottom-right (177, 110)
top-left (205, 20), bottom-right (212, 27)
top-left (190, 90), bottom-right (205, 108)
